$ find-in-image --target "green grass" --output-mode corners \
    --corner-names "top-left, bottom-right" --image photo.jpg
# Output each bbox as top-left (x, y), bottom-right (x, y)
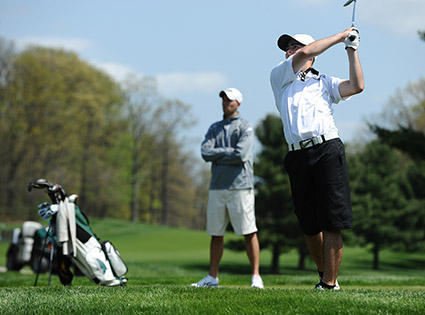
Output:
top-left (0, 219), bottom-right (424, 314)
top-left (0, 286), bottom-right (424, 314)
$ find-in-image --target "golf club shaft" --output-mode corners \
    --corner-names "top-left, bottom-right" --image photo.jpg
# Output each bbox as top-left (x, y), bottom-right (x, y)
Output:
top-left (34, 223), bottom-right (51, 286)
top-left (351, 0), bottom-right (356, 27)
top-left (48, 241), bottom-right (54, 286)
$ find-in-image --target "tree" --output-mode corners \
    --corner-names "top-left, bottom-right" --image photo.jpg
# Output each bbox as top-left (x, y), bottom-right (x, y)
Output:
top-left (121, 75), bottom-right (159, 222)
top-left (0, 41), bottom-right (211, 228)
top-left (0, 46), bottom-right (78, 217)
top-left (0, 45), bottom-right (124, 220)
top-left (370, 125), bottom-right (425, 161)
top-left (369, 78), bottom-right (425, 160)
top-left (0, 38), bottom-right (14, 88)
top-left (349, 141), bottom-right (407, 269)
top-left (366, 78), bottom-right (425, 259)
top-left (254, 114), bottom-right (307, 273)
top-left (121, 77), bottom-right (201, 227)
top-left (154, 99), bottom-right (195, 226)
top-left (419, 30), bottom-right (425, 42)
top-left (191, 164), bottom-right (210, 230)
top-left (65, 55), bottom-right (124, 218)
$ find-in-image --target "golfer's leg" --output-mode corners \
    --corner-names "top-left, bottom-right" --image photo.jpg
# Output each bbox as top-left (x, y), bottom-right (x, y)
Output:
top-left (322, 230), bottom-right (343, 286)
top-left (244, 232), bottom-right (260, 276)
top-left (209, 236), bottom-right (224, 278)
top-left (304, 232), bottom-right (324, 273)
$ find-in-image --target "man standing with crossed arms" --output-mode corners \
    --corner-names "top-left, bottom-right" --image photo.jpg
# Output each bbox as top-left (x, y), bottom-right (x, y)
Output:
top-left (270, 27), bottom-right (364, 290)
top-left (192, 87), bottom-right (263, 289)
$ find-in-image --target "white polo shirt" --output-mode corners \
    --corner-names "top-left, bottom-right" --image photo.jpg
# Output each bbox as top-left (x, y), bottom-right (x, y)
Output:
top-left (270, 56), bottom-right (347, 146)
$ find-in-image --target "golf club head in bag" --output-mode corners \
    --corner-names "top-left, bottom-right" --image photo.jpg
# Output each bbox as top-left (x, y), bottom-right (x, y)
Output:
top-left (28, 179), bottom-right (67, 204)
top-left (38, 202), bottom-right (60, 220)
top-left (28, 178), bottom-right (52, 191)
top-left (29, 178), bottom-right (71, 286)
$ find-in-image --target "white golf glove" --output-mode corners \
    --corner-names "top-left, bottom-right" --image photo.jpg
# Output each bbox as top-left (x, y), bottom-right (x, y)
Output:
top-left (345, 28), bottom-right (360, 50)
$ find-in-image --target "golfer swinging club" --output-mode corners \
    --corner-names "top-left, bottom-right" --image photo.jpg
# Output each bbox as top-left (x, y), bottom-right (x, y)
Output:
top-left (270, 27), bottom-right (364, 290)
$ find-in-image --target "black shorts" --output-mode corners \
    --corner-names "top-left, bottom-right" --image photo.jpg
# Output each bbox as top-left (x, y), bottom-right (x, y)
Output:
top-left (284, 138), bottom-right (353, 236)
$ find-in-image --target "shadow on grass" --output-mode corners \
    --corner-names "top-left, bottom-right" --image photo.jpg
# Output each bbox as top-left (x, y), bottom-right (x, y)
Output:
top-left (183, 263), bottom-right (255, 275)
top-left (344, 256), bottom-right (425, 271)
top-left (183, 262), bottom-right (317, 276)
top-left (378, 258), bottom-right (425, 270)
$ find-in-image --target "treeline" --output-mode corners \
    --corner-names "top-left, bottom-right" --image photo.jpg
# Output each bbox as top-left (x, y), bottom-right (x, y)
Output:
top-left (0, 39), bottom-right (209, 229)
top-left (254, 78), bottom-right (425, 270)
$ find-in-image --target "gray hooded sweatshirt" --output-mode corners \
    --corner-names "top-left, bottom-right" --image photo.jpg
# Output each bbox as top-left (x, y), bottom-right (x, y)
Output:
top-left (201, 114), bottom-right (254, 190)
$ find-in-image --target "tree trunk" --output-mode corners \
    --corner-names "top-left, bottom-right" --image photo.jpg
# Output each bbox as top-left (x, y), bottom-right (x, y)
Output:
top-left (131, 177), bottom-right (140, 222)
top-left (373, 241), bottom-right (380, 270)
top-left (5, 153), bottom-right (21, 212)
top-left (148, 163), bottom-right (158, 224)
top-left (160, 141), bottom-right (169, 225)
top-left (297, 245), bottom-right (306, 270)
top-left (270, 243), bottom-right (281, 274)
top-left (79, 119), bottom-right (93, 213)
top-left (4, 135), bottom-right (29, 215)
top-left (79, 145), bottom-right (88, 213)
top-left (131, 139), bottom-right (140, 222)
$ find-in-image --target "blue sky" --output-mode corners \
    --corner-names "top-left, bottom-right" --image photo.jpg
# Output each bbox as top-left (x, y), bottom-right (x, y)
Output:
top-left (1, 0), bottom-right (424, 156)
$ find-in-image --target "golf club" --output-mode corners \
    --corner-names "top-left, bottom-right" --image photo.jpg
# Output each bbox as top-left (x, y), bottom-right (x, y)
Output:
top-left (344, 0), bottom-right (358, 41)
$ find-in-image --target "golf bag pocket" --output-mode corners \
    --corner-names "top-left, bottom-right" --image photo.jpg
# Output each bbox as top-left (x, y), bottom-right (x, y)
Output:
top-left (101, 241), bottom-right (128, 277)
top-left (74, 236), bottom-right (118, 286)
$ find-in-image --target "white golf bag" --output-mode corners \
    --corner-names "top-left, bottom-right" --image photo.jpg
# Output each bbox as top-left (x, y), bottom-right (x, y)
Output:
top-left (57, 197), bottom-right (128, 286)
top-left (73, 235), bottom-right (127, 286)
top-left (28, 178), bottom-right (128, 287)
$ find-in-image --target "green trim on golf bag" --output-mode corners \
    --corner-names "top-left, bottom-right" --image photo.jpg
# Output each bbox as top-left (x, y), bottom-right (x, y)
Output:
top-left (74, 205), bottom-right (96, 239)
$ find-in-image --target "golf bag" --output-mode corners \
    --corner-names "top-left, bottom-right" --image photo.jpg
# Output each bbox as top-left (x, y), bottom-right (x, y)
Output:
top-left (28, 179), bottom-right (128, 287)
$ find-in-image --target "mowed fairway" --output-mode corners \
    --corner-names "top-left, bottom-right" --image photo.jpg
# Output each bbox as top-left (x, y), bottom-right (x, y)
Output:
top-left (0, 219), bottom-right (424, 314)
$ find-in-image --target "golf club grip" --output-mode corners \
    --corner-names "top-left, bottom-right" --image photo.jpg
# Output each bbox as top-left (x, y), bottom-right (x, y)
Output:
top-left (349, 35), bottom-right (356, 41)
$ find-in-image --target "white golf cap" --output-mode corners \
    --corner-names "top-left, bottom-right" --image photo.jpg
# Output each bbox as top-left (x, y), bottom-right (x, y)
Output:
top-left (277, 34), bottom-right (315, 51)
top-left (219, 88), bottom-right (243, 103)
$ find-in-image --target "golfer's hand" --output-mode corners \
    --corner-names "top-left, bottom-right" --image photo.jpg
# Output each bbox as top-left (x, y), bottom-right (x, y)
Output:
top-left (345, 28), bottom-right (360, 50)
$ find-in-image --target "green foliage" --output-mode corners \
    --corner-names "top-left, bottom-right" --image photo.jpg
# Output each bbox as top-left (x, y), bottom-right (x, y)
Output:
top-left (419, 30), bottom-right (425, 42)
top-left (0, 40), bottom-right (207, 229)
top-left (365, 77), bottom-right (425, 258)
top-left (0, 45), bottom-right (126, 219)
top-left (370, 125), bottom-right (425, 161)
top-left (254, 114), bottom-right (306, 272)
top-left (349, 141), bottom-right (413, 268)
top-left (406, 160), bottom-right (425, 199)
top-left (369, 78), bottom-right (425, 161)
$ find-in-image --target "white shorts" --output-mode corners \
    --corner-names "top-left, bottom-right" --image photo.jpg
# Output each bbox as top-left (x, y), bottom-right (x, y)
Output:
top-left (206, 189), bottom-right (257, 236)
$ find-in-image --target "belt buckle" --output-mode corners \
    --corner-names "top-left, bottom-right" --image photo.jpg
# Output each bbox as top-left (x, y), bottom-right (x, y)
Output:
top-left (299, 138), bottom-right (313, 149)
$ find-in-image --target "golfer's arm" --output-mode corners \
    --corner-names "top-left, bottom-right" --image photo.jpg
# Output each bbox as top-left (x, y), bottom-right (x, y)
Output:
top-left (292, 33), bottom-right (346, 73)
top-left (339, 49), bottom-right (364, 98)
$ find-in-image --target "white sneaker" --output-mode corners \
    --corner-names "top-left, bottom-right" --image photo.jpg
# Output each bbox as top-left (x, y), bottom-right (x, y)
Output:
top-left (319, 272), bottom-right (340, 290)
top-left (251, 275), bottom-right (264, 289)
top-left (334, 280), bottom-right (340, 290)
top-left (314, 281), bottom-right (340, 290)
top-left (191, 275), bottom-right (219, 287)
